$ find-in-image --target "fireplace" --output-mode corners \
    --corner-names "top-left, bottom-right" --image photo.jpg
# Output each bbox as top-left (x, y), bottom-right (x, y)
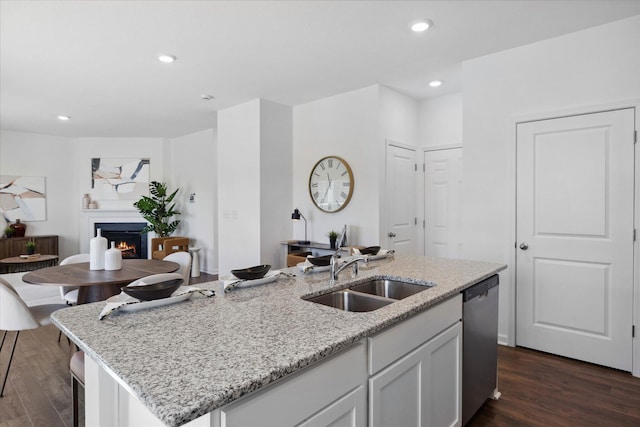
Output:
top-left (95, 222), bottom-right (148, 259)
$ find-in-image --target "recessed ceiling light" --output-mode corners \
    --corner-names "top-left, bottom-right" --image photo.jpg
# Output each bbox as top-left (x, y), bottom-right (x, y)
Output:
top-left (57, 115), bottom-right (71, 121)
top-left (429, 80), bottom-right (442, 87)
top-left (158, 54), bottom-right (177, 63)
top-left (200, 94), bottom-right (215, 100)
top-left (411, 19), bottom-right (433, 32)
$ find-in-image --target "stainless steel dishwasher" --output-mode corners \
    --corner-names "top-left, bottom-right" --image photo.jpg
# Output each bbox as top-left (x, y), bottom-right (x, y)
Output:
top-left (462, 274), bottom-right (499, 425)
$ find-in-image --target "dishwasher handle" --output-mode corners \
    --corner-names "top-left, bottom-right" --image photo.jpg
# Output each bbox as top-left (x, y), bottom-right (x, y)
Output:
top-left (463, 274), bottom-right (499, 302)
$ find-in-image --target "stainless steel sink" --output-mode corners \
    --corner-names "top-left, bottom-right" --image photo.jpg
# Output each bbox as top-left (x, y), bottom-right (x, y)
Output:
top-left (349, 279), bottom-right (433, 300)
top-left (306, 290), bottom-right (393, 312)
top-left (304, 277), bottom-right (434, 312)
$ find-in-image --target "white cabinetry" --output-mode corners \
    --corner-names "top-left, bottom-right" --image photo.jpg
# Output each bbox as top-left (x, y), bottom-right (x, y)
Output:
top-left (215, 341), bottom-right (367, 427)
top-left (368, 294), bottom-right (462, 427)
top-left (369, 323), bottom-right (462, 427)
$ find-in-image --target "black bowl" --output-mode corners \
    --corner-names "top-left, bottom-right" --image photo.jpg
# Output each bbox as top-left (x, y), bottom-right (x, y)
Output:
top-left (307, 255), bottom-right (332, 267)
top-left (360, 246), bottom-right (381, 255)
top-left (231, 264), bottom-right (271, 280)
top-left (122, 278), bottom-right (183, 301)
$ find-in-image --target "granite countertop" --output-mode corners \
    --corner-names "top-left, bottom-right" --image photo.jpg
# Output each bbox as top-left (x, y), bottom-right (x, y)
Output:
top-left (52, 255), bottom-right (506, 427)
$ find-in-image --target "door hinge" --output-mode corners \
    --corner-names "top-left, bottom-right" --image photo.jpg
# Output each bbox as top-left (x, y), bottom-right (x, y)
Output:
top-left (415, 163), bottom-right (417, 171)
top-left (634, 130), bottom-right (637, 144)
top-left (415, 217), bottom-right (417, 225)
top-left (633, 325), bottom-right (635, 338)
top-left (634, 229), bottom-right (637, 242)
top-left (423, 219), bottom-right (425, 229)
top-left (423, 163), bottom-right (425, 172)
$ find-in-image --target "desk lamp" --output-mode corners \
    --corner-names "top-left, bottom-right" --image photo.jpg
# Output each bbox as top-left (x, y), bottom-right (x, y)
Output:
top-left (291, 209), bottom-right (310, 245)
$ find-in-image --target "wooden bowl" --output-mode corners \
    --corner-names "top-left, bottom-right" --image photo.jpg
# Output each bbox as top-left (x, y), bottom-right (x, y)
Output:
top-left (360, 246), bottom-right (381, 255)
top-left (307, 255), bottom-right (332, 266)
top-left (231, 264), bottom-right (271, 280)
top-left (122, 278), bottom-right (183, 301)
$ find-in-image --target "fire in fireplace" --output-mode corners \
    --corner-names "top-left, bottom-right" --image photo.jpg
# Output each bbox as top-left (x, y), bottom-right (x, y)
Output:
top-left (95, 222), bottom-right (148, 259)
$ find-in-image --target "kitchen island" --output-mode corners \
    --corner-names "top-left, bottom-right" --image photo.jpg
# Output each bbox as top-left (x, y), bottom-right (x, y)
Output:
top-left (52, 255), bottom-right (505, 427)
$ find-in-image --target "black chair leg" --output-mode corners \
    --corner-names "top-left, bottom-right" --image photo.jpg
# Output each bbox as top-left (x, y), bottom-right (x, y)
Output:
top-left (71, 373), bottom-right (80, 427)
top-left (0, 331), bottom-right (20, 397)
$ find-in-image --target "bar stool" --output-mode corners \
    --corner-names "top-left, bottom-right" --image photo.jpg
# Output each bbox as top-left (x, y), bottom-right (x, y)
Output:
top-left (70, 350), bottom-right (85, 427)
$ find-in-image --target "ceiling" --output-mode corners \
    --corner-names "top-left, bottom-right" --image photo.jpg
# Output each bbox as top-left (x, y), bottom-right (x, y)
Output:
top-left (1, 0), bottom-right (638, 139)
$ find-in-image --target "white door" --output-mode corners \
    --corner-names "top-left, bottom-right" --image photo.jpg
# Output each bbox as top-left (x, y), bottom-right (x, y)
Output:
top-left (424, 148), bottom-right (463, 258)
top-left (386, 144), bottom-right (417, 255)
top-left (516, 108), bottom-right (635, 371)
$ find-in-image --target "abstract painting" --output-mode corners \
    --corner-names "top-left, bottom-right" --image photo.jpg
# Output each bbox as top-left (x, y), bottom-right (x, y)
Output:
top-left (0, 175), bottom-right (47, 221)
top-left (91, 158), bottom-right (150, 201)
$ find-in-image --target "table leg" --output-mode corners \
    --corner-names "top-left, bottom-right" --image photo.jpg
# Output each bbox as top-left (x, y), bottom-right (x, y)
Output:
top-left (77, 284), bottom-right (123, 304)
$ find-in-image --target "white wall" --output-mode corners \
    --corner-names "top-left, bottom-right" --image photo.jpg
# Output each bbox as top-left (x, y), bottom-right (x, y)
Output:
top-left (418, 93), bottom-right (463, 147)
top-left (260, 100), bottom-right (293, 269)
top-left (462, 16), bottom-right (640, 345)
top-left (0, 130), bottom-right (79, 258)
top-left (293, 86), bottom-right (380, 246)
top-left (75, 137), bottom-right (166, 254)
top-left (168, 129), bottom-right (217, 274)
top-left (218, 99), bottom-right (292, 275)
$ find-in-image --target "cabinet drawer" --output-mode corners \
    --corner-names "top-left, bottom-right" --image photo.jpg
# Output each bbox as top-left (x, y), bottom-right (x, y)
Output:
top-left (368, 294), bottom-right (461, 375)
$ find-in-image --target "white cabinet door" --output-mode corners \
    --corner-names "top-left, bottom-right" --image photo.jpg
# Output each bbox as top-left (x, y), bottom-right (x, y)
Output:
top-left (300, 386), bottom-right (366, 427)
top-left (369, 322), bottom-right (462, 427)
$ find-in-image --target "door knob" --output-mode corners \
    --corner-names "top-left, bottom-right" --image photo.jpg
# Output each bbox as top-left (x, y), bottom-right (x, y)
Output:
top-left (388, 232), bottom-right (397, 238)
top-left (519, 243), bottom-right (529, 250)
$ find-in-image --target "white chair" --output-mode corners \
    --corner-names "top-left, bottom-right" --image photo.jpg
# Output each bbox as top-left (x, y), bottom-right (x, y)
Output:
top-left (163, 251), bottom-right (192, 285)
top-left (58, 254), bottom-right (91, 305)
top-left (0, 277), bottom-right (67, 396)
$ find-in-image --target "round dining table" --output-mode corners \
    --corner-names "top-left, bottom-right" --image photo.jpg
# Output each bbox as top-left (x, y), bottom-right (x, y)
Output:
top-left (22, 259), bottom-right (179, 304)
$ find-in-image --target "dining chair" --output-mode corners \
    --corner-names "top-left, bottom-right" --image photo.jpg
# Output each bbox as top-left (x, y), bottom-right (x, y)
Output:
top-left (58, 254), bottom-right (91, 305)
top-left (70, 350), bottom-right (85, 427)
top-left (0, 277), bottom-right (67, 397)
top-left (151, 237), bottom-right (189, 260)
top-left (163, 251), bottom-right (192, 285)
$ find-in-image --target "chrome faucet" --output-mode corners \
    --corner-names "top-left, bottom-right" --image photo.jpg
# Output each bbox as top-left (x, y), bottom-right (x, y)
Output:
top-left (330, 247), bottom-right (367, 285)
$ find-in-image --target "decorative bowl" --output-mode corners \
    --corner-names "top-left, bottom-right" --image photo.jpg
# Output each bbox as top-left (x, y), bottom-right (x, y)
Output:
top-left (231, 264), bottom-right (271, 280)
top-left (360, 246), bottom-right (381, 255)
top-left (122, 278), bottom-right (183, 301)
top-left (307, 255), bottom-right (332, 267)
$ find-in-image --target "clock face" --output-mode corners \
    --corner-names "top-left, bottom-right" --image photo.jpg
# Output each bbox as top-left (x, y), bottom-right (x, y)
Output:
top-left (308, 156), bottom-right (354, 213)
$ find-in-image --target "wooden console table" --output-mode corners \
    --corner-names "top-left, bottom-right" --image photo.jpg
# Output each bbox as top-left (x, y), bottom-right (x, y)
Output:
top-left (0, 235), bottom-right (59, 258)
top-left (0, 254), bottom-right (59, 273)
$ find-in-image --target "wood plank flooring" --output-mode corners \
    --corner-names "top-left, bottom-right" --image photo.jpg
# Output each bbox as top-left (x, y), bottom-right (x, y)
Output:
top-left (3, 282), bottom-right (640, 426)
top-left (467, 345), bottom-right (640, 426)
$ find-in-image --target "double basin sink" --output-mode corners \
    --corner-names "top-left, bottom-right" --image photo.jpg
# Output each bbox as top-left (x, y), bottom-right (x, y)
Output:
top-left (305, 278), bottom-right (434, 312)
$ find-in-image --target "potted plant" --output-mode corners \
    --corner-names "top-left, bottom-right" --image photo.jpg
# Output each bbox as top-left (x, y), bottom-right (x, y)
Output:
top-left (26, 238), bottom-right (36, 255)
top-left (327, 230), bottom-right (339, 249)
top-left (133, 181), bottom-right (181, 237)
top-left (4, 227), bottom-right (14, 238)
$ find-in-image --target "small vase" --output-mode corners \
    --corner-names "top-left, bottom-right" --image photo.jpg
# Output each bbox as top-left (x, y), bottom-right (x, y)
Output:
top-left (105, 241), bottom-right (122, 271)
top-left (10, 219), bottom-right (26, 238)
top-left (90, 228), bottom-right (108, 270)
top-left (82, 193), bottom-right (91, 209)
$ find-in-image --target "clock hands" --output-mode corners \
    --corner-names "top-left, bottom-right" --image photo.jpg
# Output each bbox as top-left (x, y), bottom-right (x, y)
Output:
top-left (321, 173), bottom-right (332, 203)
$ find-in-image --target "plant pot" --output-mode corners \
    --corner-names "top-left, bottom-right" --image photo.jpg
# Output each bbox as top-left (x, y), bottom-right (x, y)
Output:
top-left (330, 237), bottom-right (337, 249)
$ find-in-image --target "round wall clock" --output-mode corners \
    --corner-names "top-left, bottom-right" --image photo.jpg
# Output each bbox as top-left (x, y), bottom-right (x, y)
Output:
top-left (308, 155), bottom-right (354, 213)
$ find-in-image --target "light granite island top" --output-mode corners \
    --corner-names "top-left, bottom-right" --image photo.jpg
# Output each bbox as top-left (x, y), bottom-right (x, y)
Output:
top-left (52, 255), bottom-right (506, 427)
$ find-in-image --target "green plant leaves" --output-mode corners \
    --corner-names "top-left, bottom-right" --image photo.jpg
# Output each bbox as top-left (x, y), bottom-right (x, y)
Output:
top-left (133, 181), bottom-right (181, 237)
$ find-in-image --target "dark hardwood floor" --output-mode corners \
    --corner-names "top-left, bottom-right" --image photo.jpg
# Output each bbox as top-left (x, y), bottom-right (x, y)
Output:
top-left (467, 346), bottom-right (640, 426)
top-left (3, 279), bottom-right (640, 426)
